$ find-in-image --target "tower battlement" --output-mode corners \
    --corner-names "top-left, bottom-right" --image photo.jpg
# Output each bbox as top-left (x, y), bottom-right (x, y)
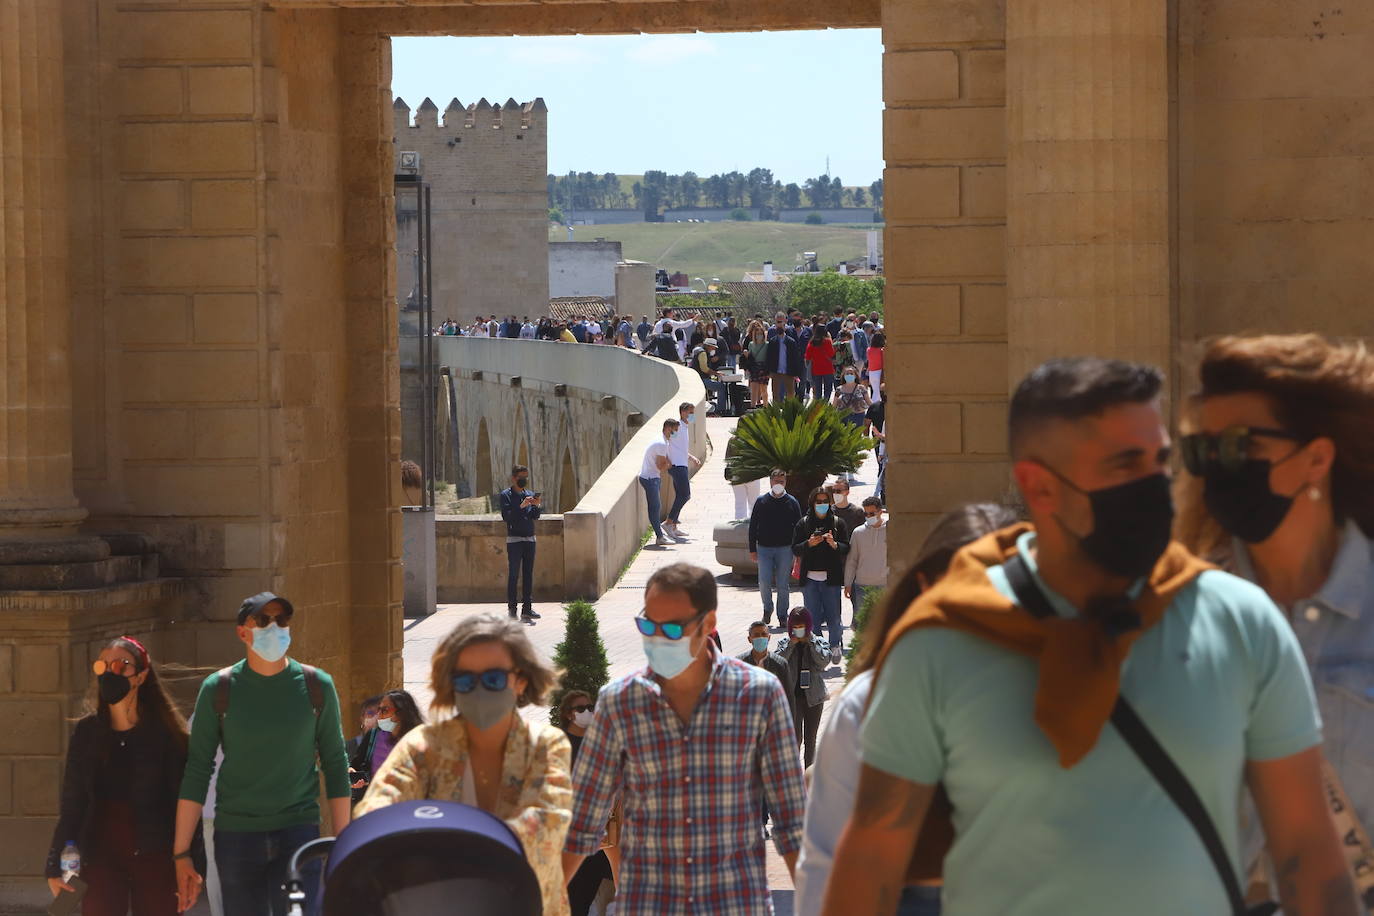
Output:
top-left (392, 95), bottom-right (547, 136)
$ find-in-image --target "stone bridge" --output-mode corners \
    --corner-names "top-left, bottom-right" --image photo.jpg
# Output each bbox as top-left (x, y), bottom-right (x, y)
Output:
top-left (414, 338), bottom-right (706, 604)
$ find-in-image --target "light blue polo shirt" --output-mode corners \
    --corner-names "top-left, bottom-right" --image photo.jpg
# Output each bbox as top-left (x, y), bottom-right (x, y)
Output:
top-left (861, 532), bottom-right (1321, 916)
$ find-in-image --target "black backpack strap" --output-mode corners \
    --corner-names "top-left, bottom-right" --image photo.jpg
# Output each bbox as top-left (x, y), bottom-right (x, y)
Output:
top-left (301, 664), bottom-right (323, 718)
top-left (1001, 550), bottom-right (1269, 916)
top-left (213, 666), bottom-right (235, 721)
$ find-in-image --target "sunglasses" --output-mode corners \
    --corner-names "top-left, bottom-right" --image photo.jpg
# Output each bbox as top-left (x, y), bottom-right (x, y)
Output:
top-left (243, 611), bottom-right (292, 629)
top-left (569, 703), bottom-right (594, 714)
top-left (92, 658), bottom-right (140, 677)
top-left (451, 668), bottom-right (515, 694)
top-left (1179, 426), bottom-right (1303, 475)
top-left (635, 612), bottom-right (704, 641)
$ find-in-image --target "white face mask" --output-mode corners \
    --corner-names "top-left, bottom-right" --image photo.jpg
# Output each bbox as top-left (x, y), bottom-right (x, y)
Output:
top-left (770, 483), bottom-right (786, 497)
top-left (572, 709), bottom-right (594, 729)
top-left (834, 494), bottom-right (848, 506)
top-left (376, 716), bottom-right (397, 733)
top-left (791, 626), bottom-right (807, 639)
top-left (865, 515), bottom-right (882, 528)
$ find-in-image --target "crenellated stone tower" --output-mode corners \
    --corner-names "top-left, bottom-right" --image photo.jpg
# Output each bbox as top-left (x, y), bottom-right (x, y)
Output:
top-left (393, 96), bottom-right (549, 324)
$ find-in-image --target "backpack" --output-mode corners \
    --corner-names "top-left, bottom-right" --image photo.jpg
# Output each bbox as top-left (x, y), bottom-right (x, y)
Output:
top-left (214, 663), bottom-right (323, 746)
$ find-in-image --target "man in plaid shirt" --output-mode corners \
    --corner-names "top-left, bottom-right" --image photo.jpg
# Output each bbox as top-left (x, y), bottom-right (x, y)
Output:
top-left (562, 562), bottom-right (807, 915)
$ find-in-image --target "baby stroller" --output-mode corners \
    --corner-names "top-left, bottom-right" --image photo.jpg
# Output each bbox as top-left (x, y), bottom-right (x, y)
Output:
top-left (286, 801), bottom-right (542, 916)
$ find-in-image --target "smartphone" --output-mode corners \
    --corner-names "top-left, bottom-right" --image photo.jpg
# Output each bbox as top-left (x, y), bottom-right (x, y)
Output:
top-left (800, 669), bottom-right (812, 690)
top-left (532, 492), bottom-right (543, 498)
top-left (47, 877), bottom-right (87, 916)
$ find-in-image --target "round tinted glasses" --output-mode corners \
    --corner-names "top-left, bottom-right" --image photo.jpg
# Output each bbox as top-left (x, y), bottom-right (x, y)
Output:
top-left (634, 612), bottom-right (702, 641)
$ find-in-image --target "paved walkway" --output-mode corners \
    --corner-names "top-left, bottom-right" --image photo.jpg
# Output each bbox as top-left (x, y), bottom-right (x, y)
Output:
top-left (403, 415), bottom-right (883, 909)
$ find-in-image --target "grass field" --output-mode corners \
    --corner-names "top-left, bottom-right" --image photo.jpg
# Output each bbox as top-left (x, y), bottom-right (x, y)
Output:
top-left (548, 220), bottom-right (878, 283)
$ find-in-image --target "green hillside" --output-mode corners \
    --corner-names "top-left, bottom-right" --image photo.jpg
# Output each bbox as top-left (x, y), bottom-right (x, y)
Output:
top-left (548, 221), bottom-right (878, 284)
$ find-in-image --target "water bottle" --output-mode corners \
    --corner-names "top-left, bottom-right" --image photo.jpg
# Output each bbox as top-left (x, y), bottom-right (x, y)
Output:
top-left (59, 842), bottom-right (80, 881)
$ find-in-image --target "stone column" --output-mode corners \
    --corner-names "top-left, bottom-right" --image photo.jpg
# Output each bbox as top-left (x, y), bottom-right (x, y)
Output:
top-left (1006, 0), bottom-right (1172, 381)
top-left (0, 0), bottom-right (85, 540)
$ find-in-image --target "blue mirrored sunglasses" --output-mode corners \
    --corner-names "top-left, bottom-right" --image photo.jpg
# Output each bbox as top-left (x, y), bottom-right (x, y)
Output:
top-left (634, 612), bottom-right (702, 641)
top-left (451, 668), bottom-right (514, 694)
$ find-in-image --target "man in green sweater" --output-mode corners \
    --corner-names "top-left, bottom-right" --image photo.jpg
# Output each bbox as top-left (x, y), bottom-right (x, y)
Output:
top-left (173, 592), bottom-right (351, 915)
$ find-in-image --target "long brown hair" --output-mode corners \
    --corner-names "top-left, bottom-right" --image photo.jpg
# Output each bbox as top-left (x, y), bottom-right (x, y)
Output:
top-left (1176, 333), bottom-right (1374, 558)
top-left (851, 503), bottom-right (1021, 677)
top-left (89, 637), bottom-right (190, 753)
top-left (381, 689), bottom-right (424, 740)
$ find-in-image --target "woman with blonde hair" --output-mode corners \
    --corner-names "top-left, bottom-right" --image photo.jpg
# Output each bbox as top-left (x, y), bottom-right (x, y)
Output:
top-left (356, 614), bottom-right (572, 915)
top-left (1177, 332), bottom-right (1374, 901)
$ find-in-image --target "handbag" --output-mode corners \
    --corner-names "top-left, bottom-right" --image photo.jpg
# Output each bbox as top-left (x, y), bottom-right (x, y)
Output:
top-left (1003, 552), bottom-right (1279, 916)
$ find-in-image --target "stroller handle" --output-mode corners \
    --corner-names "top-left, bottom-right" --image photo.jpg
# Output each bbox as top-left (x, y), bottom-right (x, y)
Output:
top-left (284, 837), bottom-right (336, 916)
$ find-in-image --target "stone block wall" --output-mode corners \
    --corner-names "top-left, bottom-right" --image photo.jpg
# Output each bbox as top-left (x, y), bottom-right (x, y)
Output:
top-left (880, 0), bottom-right (1011, 554)
top-left (394, 96), bottom-right (550, 324)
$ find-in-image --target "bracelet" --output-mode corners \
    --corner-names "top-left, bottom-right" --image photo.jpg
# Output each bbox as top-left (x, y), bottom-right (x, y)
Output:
top-left (173, 850), bottom-right (193, 861)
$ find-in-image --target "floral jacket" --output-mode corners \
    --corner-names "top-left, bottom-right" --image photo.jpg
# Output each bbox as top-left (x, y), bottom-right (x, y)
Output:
top-left (356, 715), bottom-right (574, 916)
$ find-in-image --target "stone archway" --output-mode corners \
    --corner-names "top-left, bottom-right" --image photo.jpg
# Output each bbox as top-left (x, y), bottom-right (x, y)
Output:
top-left (558, 446), bottom-right (578, 514)
top-left (474, 417), bottom-right (494, 499)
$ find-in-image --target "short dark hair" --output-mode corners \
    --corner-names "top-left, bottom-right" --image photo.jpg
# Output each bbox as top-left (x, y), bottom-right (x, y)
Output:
top-left (678, 401), bottom-right (695, 414)
top-left (511, 464), bottom-right (529, 477)
top-left (645, 562), bottom-right (717, 616)
top-left (359, 694), bottom-right (383, 713)
top-left (769, 468), bottom-right (786, 479)
top-left (748, 620), bottom-right (767, 632)
top-left (1008, 357), bottom-right (1164, 459)
top-left (862, 496), bottom-right (883, 510)
top-left (663, 418), bottom-right (681, 432)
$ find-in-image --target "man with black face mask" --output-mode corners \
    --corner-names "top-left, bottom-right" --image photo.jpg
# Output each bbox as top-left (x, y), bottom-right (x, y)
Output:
top-left (822, 357), bottom-right (1356, 916)
top-left (500, 464), bottom-right (542, 621)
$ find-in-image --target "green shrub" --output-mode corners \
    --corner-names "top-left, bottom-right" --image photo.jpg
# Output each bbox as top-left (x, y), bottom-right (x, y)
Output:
top-left (845, 586), bottom-right (886, 667)
top-left (804, 212), bottom-right (824, 225)
top-left (548, 599), bottom-right (611, 726)
top-left (726, 398), bottom-right (874, 498)
top-left (730, 208), bottom-right (752, 221)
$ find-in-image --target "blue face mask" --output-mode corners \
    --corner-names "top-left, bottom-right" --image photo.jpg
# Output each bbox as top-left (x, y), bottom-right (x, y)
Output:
top-left (250, 622), bottom-right (291, 663)
top-left (751, 636), bottom-right (770, 654)
top-left (814, 504), bottom-right (830, 516)
top-left (642, 634), bottom-right (698, 680)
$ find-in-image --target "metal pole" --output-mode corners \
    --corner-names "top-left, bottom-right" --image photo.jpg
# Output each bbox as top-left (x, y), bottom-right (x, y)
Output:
top-left (423, 183), bottom-right (435, 509)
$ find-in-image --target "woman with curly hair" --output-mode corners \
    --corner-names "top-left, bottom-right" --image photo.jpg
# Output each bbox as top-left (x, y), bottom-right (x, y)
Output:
top-left (1176, 333), bottom-right (1374, 901)
top-left (356, 614), bottom-right (572, 915)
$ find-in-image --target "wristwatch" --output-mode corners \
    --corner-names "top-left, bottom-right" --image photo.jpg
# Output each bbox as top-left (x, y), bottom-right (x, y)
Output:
top-left (173, 849), bottom-right (193, 861)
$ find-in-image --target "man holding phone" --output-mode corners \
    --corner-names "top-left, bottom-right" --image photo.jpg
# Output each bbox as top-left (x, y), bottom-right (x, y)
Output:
top-left (500, 464), bottom-right (542, 622)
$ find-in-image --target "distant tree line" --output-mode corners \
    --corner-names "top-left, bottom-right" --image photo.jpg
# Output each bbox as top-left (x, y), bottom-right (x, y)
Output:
top-left (547, 170), bottom-right (884, 222)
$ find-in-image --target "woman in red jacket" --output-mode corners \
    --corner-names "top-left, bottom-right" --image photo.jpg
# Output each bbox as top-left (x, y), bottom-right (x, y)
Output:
top-left (806, 328), bottom-right (837, 402)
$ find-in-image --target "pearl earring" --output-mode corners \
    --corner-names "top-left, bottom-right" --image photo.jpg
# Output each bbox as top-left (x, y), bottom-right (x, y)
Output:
top-left (1309, 486), bottom-right (1322, 501)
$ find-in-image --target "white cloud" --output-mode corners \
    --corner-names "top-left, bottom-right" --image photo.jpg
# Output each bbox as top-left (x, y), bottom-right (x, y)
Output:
top-left (624, 34), bottom-right (718, 65)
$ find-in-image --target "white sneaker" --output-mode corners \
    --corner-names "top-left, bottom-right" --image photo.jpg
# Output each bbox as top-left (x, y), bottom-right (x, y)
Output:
top-left (655, 535), bottom-right (674, 547)
top-left (672, 524), bottom-right (691, 537)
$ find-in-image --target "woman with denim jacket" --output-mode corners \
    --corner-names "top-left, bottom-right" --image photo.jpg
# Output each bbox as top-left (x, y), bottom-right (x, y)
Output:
top-left (1177, 333), bottom-right (1374, 904)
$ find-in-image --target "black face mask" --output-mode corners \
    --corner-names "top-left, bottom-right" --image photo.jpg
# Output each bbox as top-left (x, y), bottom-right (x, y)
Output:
top-left (98, 672), bottom-right (133, 706)
top-left (516, 477), bottom-right (528, 489)
top-left (1049, 469), bottom-right (1175, 579)
top-left (1203, 459), bottom-right (1295, 544)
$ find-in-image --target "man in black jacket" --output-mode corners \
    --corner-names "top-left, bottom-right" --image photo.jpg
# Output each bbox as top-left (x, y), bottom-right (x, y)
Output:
top-left (748, 470), bottom-right (803, 627)
top-left (764, 332), bottom-right (801, 403)
top-left (499, 464), bottom-right (542, 621)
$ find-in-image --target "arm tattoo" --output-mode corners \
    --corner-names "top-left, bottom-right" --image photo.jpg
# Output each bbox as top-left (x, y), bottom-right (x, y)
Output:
top-left (1274, 853), bottom-right (1361, 916)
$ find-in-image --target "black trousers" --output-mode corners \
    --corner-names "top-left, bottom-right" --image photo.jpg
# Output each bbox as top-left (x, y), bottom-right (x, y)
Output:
top-left (507, 540), bottom-right (536, 609)
top-left (793, 698), bottom-right (824, 767)
top-left (568, 850), bottom-right (613, 916)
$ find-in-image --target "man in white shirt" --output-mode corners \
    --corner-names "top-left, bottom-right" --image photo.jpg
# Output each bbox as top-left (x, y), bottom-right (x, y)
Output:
top-left (639, 418), bottom-right (679, 547)
top-left (520, 318), bottom-right (536, 339)
top-left (843, 497), bottom-right (888, 627)
top-left (663, 402), bottom-right (703, 542)
top-left (654, 308), bottom-right (698, 338)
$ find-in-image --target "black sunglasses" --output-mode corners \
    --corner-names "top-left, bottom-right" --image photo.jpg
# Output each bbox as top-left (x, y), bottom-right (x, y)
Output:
top-left (1179, 426), bottom-right (1304, 475)
top-left (635, 612), bottom-right (703, 641)
top-left (244, 610), bottom-right (292, 629)
top-left (569, 703), bottom-right (594, 714)
top-left (451, 668), bottom-right (515, 694)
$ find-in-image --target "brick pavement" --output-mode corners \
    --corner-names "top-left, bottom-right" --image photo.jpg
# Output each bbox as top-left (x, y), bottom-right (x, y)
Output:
top-left (403, 415), bottom-right (883, 909)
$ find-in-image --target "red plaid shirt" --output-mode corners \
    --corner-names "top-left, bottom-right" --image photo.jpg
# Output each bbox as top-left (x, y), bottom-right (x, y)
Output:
top-left (566, 648), bottom-right (806, 915)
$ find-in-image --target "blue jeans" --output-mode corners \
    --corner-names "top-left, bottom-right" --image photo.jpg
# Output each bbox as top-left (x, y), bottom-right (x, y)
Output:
top-left (811, 371), bottom-right (834, 401)
top-left (506, 540), bottom-right (535, 609)
top-left (639, 476), bottom-right (664, 539)
top-left (215, 824), bottom-right (321, 916)
top-left (755, 545), bottom-right (793, 625)
top-left (667, 464), bottom-right (691, 523)
top-left (802, 579), bottom-right (844, 651)
top-left (898, 886), bottom-right (942, 916)
top-left (703, 377), bottom-right (726, 413)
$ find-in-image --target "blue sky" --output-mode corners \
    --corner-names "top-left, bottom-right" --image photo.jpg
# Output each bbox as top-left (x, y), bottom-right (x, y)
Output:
top-left (391, 30), bottom-right (883, 186)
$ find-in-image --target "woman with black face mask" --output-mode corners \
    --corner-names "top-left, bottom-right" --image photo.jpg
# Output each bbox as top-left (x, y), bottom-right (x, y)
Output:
top-left (46, 636), bottom-right (204, 914)
top-left (1177, 333), bottom-right (1374, 905)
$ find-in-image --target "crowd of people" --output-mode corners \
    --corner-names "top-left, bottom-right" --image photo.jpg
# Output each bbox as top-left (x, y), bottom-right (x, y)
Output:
top-left (432, 307), bottom-right (888, 421)
top-left (44, 331), bottom-right (1374, 916)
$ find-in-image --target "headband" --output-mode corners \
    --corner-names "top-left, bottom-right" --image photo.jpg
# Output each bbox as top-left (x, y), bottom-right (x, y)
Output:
top-left (119, 635), bottom-right (150, 670)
